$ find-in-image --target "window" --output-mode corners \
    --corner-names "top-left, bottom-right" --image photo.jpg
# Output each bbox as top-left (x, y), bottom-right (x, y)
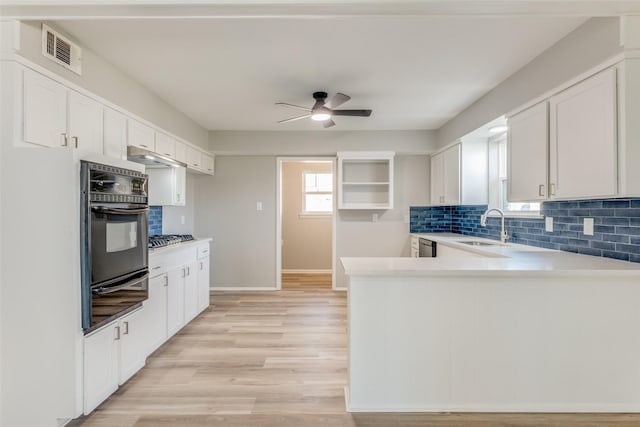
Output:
top-left (303, 172), bottom-right (333, 214)
top-left (490, 137), bottom-right (540, 214)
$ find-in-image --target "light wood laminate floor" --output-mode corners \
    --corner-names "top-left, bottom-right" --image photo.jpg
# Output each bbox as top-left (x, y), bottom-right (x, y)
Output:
top-left (282, 272), bottom-right (332, 289)
top-left (72, 290), bottom-right (640, 427)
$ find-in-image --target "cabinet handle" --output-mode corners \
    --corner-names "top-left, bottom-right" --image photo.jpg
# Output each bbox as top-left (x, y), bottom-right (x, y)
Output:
top-left (186, 266), bottom-right (190, 276)
top-left (181, 268), bottom-right (186, 278)
top-left (140, 144), bottom-right (148, 148)
top-left (164, 153), bottom-right (171, 156)
top-left (439, 196), bottom-right (444, 203)
top-left (123, 321), bottom-right (129, 335)
top-left (200, 261), bottom-right (203, 271)
top-left (538, 184), bottom-right (545, 197)
top-left (114, 326), bottom-right (120, 340)
top-left (176, 193), bottom-right (180, 202)
top-left (164, 275), bottom-right (168, 286)
top-left (152, 265), bottom-right (161, 270)
top-left (61, 133), bottom-right (68, 147)
top-left (201, 249), bottom-right (209, 254)
top-left (73, 136), bottom-right (78, 148)
top-left (193, 164), bottom-right (199, 167)
top-left (550, 183), bottom-right (556, 196)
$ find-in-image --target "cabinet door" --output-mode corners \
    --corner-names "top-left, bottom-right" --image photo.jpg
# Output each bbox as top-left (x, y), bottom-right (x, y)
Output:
top-left (127, 119), bottom-right (155, 151)
top-left (103, 107), bottom-right (127, 160)
top-left (186, 146), bottom-right (202, 170)
top-left (443, 144), bottom-right (461, 204)
top-left (173, 166), bottom-right (186, 206)
top-left (174, 141), bottom-right (187, 163)
top-left (22, 68), bottom-right (67, 148)
top-left (430, 152), bottom-right (444, 205)
top-left (197, 256), bottom-right (211, 313)
top-left (145, 274), bottom-right (168, 355)
top-left (508, 102), bottom-right (548, 202)
top-left (83, 322), bottom-right (119, 414)
top-left (69, 90), bottom-right (103, 157)
top-left (184, 260), bottom-right (199, 323)
top-left (167, 266), bottom-right (186, 337)
top-left (155, 132), bottom-right (176, 159)
top-left (201, 153), bottom-right (215, 175)
top-left (119, 308), bottom-right (147, 385)
top-left (549, 68), bottom-right (617, 199)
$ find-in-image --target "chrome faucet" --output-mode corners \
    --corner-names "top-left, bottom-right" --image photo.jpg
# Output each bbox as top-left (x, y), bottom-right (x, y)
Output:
top-left (480, 208), bottom-right (509, 243)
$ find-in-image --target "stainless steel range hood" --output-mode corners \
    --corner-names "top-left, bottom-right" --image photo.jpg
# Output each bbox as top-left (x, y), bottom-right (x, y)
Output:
top-left (127, 146), bottom-right (187, 169)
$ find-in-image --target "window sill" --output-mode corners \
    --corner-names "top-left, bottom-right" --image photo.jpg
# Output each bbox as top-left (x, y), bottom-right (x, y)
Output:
top-left (485, 212), bottom-right (544, 220)
top-left (298, 212), bottom-right (332, 219)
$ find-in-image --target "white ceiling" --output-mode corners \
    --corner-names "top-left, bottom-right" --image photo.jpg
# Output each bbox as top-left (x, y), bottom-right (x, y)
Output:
top-left (52, 16), bottom-right (586, 131)
top-left (44, 8), bottom-right (593, 131)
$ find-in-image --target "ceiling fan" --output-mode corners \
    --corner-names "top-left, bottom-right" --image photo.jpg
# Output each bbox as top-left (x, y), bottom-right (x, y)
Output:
top-left (276, 91), bottom-right (372, 128)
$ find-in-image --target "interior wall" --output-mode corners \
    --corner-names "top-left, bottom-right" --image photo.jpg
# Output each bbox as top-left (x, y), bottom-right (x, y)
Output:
top-left (16, 20), bottom-right (209, 148)
top-left (436, 17), bottom-right (623, 147)
top-left (194, 156), bottom-right (277, 288)
top-left (209, 130), bottom-right (437, 155)
top-left (162, 173), bottom-right (197, 234)
top-left (282, 161), bottom-right (333, 271)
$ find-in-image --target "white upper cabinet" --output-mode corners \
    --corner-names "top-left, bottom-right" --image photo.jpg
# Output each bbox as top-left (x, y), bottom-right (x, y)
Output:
top-left (68, 90), bottom-right (104, 158)
top-left (22, 68), bottom-right (67, 148)
top-left (186, 146), bottom-right (202, 170)
top-left (155, 132), bottom-right (176, 159)
top-left (507, 102), bottom-right (549, 202)
top-left (202, 153), bottom-right (215, 175)
top-left (338, 151), bottom-right (395, 210)
top-left (431, 143), bottom-right (461, 205)
top-left (174, 141), bottom-right (187, 163)
top-left (549, 68), bottom-right (617, 199)
top-left (127, 119), bottom-right (155, 151)
top-left (103, 107), bottom-right (128, 160)
top-left (147, 166), bottom-right (186, 206)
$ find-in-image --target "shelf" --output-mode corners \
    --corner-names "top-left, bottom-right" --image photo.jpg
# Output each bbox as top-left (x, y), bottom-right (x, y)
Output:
top-left (337, 151), bottom-right (395, 210)
top-left (342, 182), bottom-right (390, 186)
top-left (339, 203), bottom-right (391, 210)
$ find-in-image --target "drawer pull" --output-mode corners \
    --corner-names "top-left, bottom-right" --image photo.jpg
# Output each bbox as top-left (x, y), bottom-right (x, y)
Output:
top-left (538, 184), bottom-right (545, 197)
top-left (152, 266), bottom-right (162, 270)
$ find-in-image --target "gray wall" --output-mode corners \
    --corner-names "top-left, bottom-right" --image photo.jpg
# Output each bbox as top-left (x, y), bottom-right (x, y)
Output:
top-left (17, 21), bottom-right (208, 148)
top-left (436, 17), bottom-right (623, 147)
top-left (209, 130), bottom-right (437, 155)
top-left (194, 156), bottom-right (277, 288)
top-left (282, 161), bottom-right (333, 271)
top-left (162, 173), bottom-right (197, 234)
top-left (193, 151), bottom-right (429, 289)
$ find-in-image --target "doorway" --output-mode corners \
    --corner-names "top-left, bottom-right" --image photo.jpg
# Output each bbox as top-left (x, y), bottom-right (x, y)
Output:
top-left (276, 158), bottom-right (336, 290)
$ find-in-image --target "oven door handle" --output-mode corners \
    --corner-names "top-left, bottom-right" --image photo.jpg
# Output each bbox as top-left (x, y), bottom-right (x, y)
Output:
top-left (92, 272), bottom-right (150, 295)
top-left (91, 206), bottom-right (149, 215)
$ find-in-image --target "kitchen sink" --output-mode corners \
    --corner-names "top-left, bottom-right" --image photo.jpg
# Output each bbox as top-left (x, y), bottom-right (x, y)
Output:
top-left (458, 240), bottom-right (502, 246)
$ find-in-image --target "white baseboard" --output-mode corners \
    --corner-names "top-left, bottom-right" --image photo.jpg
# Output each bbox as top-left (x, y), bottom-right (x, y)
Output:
top-left (212, 286), bottom-right (277, 291)
top-left (282, 269), bottom-right (332, 274)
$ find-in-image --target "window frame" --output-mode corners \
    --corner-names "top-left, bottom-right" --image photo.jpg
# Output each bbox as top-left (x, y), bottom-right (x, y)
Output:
top-left (301, 170), bottom-right (333, 216)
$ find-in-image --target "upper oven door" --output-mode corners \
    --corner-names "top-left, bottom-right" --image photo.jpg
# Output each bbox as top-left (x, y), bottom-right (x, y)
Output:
top-left (90, 204), bottom-right (149, 285)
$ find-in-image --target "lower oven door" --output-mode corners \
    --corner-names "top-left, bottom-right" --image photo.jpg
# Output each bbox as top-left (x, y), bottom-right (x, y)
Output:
top-left (85, 268), bottom-right (149, 332)
top-left (90, 204), bottom-right (148, 284)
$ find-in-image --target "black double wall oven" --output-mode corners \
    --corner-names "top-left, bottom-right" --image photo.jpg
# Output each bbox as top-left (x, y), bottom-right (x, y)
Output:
top-left (81, 161), bottom-right (149, 333)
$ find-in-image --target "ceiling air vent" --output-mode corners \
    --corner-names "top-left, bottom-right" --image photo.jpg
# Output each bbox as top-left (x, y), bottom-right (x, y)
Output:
top-left (41, 24), bottom-right (82, 75)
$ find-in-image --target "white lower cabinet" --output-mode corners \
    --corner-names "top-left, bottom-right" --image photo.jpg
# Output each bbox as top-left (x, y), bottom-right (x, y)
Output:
top-left (145, 274), bottom-right (169, 355)
top-left (83, 307), bottom-right (146, 415)
top-left (184, 260), bottom-right (199, 323)
top-left (197, 258), bottom-right (211, 312)
top-left (167, 265), bottom-right (186, 338)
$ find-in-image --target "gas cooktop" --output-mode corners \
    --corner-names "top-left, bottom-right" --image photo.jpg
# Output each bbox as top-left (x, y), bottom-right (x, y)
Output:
top-left (148, 234), bottom-right (195, 249)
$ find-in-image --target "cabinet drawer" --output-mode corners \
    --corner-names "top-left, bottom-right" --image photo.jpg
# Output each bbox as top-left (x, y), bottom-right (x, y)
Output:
top-left (149, 254), bottom-right (168, 276)
top-left (197, 243), bottom-right (210, 259)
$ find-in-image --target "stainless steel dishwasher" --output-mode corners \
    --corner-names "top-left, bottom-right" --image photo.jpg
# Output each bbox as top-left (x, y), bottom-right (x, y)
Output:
top-left (418, 238), bottom-right (437, 257)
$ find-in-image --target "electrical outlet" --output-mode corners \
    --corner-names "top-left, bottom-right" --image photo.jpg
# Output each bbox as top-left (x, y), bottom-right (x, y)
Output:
top-left (584, 218), bottom-right (594, 236)
top-left (372, 213), bottom-right (378, 222)
top-left (180, 215), bottom-right (185, 225)
top-left (545, 217), bottom-right (553, 232)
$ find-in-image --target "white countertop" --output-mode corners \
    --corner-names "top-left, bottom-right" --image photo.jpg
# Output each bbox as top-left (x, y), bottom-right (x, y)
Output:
top-left (341, 233), bottom-right (640, 277)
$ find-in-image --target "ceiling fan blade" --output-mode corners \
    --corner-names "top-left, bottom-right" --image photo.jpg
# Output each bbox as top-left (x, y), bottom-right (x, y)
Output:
top-left (275, 102), bottom-right (311, 112)
top-left (332, 109), bottom-right (372, 117)
top-left (323, 119), bottom-right (336, 128)
top-left (325, 93), bottom-right (350, 109)
top-left (278, 114), bottom-right (311, 124)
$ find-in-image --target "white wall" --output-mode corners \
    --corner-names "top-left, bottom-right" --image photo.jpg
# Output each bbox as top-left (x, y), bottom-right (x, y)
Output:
top-left (436, 17), bottom-right (623, 147)
top-left (282, 161), bottom-right (333, 271)
top-left (16, 21), bottom-right (209, 149)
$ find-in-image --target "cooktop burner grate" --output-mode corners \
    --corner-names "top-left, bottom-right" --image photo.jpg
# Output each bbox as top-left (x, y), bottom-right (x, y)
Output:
top-left (148, 234), bottom-right (195, 248)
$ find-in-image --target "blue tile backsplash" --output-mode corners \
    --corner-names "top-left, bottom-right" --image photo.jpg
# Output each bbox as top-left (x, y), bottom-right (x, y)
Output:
top-left (149, 206), bottom-right (163, 236)
top-left (410, 198), bottom-right (640, 263)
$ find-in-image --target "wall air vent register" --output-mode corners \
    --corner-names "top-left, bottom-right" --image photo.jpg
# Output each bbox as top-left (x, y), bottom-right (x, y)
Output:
top-left (41, 23), bottom-right (82, 75)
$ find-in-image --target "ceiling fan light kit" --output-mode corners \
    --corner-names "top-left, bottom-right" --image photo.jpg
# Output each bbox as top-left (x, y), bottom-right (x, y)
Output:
top-left (276, 91), bottom-right (372, 128)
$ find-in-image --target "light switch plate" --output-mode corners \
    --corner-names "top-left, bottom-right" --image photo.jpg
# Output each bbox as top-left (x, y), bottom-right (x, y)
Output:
top-left (584, 217), bottom-right (594, 236)
top-left (256, 201), bottom-right (263, 211)
top-left (545, 216), bottom-right (553, 232)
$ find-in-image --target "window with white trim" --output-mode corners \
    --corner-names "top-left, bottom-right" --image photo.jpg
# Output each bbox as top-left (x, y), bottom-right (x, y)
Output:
top-left (489, 136), bottom-right (540, 214)
top-left (303, 172), bottom-right (333, 214)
